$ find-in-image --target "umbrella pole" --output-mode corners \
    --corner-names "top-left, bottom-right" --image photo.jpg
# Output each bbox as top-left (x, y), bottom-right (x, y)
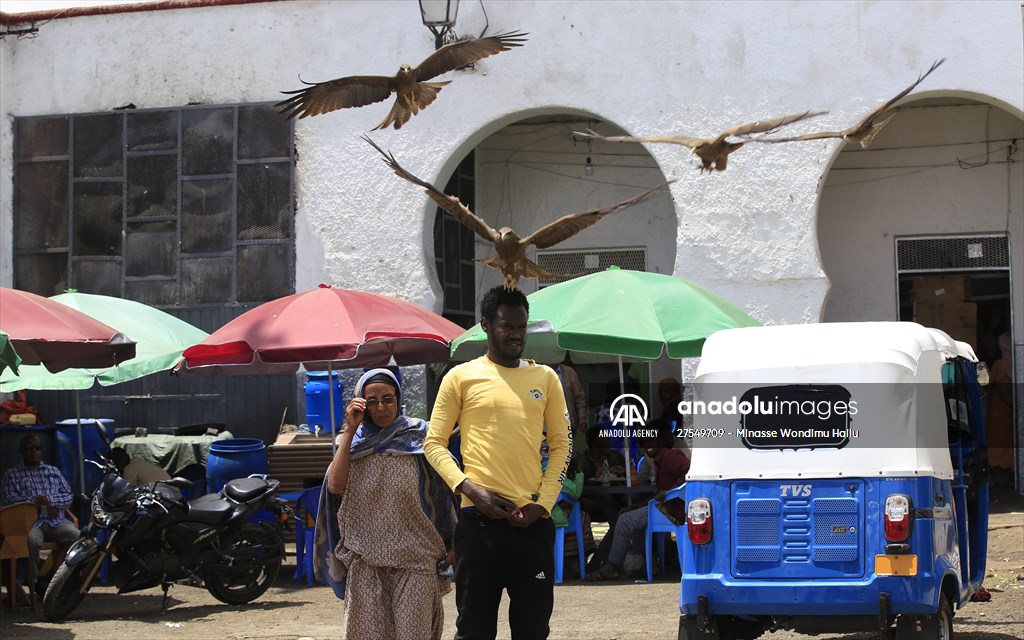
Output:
top-left (75, 391), bottom-right (86, 496)
top-left (327, 362), bottom-right (337, 456)
top-left (617, 356), bottom-right (633, 492)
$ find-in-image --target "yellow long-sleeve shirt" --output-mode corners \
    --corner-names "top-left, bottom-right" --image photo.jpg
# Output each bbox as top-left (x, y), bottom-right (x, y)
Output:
top-left (424, 356), bottom-right (572, 515)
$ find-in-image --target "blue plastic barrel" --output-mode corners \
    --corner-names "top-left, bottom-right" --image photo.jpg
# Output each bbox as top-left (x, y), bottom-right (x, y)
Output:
top-left (206, 438), bottom-right (269, 493)
top-left (304, 371), bottom-right (344, 433)
top-left (55, 418), bottom-right (115, 496)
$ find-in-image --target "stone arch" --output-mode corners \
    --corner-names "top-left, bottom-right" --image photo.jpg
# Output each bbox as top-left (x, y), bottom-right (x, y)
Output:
top-left (815, 91), bottom-right (1022, 330)
top-left (424, 107), bottom-right (679, 323)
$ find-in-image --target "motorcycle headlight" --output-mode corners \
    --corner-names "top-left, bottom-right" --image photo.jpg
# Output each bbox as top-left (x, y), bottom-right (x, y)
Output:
top-left (91, 494), bottom-right (125, 527)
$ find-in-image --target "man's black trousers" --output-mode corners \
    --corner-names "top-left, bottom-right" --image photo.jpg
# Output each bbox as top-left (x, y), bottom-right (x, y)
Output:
top-left (453, 509), bottom-right (555, 640)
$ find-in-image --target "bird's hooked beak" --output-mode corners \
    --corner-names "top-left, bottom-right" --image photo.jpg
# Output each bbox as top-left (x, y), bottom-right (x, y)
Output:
top-left (498, 227), bottom-right (518, 241)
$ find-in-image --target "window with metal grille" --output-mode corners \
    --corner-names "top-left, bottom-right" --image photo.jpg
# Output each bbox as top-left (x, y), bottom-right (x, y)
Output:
top-left (13, 104), bottom-right (295, 306)
top-left (896, 235), bottom-right (1009, 273)
top-left (536, 248), bottom-right (646, 286)
top-left (432, 150), bottom-right (476, 329)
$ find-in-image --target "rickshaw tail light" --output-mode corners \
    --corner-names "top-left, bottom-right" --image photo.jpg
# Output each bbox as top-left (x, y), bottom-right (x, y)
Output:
top-left (687, 498), bottom-right (713, 545)
top-left (884, 494), bottom-right (912, 542)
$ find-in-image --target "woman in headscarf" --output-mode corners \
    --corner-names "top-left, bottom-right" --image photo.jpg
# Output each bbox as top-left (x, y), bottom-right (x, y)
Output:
top-left (313, 368), bottom-right (457, 640)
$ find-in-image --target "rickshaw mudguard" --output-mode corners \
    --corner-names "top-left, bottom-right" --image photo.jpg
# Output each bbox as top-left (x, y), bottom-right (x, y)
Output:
top-left (64, 536), bottom-right (100, 568)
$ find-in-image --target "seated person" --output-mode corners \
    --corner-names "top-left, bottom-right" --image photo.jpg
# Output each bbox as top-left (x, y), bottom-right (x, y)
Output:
top-left (577, 428), bottom-right (626, 481)
top-left (110, 447), bottom-right (168, 485)
top-left (587, 430), bottom-right (689, 581)
top-left (547, 457), bottom-right (593, 577)
top-left (110, 447), bottom-right (182, 500)
top-left (652, 376), bottom-right (684, 431)
top-left (573, 429), bottom-right (627, 570)
top-left (1, 435), bottom-right (80, 596)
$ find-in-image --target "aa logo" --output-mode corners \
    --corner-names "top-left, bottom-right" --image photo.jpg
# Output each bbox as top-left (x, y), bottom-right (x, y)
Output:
top-left (610, 393), bottom-right (648, 427)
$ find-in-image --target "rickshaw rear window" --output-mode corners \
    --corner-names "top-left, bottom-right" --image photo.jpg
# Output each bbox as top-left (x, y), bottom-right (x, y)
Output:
top-left (738, 384), bottom-right (854, 450)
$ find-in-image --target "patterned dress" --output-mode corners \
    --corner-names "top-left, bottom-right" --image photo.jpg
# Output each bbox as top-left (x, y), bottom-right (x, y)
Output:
top-left (336, 453), bottom-right (450, 640)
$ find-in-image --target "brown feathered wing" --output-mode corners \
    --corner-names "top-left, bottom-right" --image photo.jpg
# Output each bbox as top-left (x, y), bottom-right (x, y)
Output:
top-left (759, 59), bottom-right (946, 147)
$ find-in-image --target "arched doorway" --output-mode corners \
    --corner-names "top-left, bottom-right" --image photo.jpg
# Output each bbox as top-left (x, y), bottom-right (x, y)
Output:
top-left (432, 111), bottom-right (677, 323)
top-left (429, 110), bottom-right (679, 416)
top-left (817, 95), bottom-right (1023, 489)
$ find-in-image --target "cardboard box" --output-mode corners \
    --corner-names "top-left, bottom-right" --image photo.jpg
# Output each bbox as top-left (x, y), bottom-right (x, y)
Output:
top-left (914, 301), bottom-right (977, 328)
top-left (912, 275), bottom-right (971, 303)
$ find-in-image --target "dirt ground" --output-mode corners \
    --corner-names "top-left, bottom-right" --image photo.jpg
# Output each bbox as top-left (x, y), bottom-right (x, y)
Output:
top-left (2, 494), bottom-right (1021, 640)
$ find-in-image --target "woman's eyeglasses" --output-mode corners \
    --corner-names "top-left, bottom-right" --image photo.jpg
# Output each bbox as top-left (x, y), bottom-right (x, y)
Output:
top-left (365, 395), bottom-right (397, 408)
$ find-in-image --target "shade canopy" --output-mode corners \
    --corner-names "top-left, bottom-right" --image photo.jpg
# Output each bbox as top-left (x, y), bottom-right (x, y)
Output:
top-left (0, 287), bottom-right (136, 373)
top-left (176, 285), bottom-right (466, 376)
top-left (0, 292), bottom-right (209, 392)
top-left (0, 330), bottom-right (21, 376)
top-left (450, 268), bottom-right (760, 363)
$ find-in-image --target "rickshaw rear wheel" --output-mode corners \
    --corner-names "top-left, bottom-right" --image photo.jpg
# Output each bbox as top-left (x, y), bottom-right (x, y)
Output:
top-left (895, 594), bottom-right (953, 640)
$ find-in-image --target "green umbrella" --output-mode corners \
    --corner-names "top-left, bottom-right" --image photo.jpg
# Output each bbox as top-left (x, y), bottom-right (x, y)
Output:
top-left (450, 267), bottom-right (760, 363)
top-left (0, 292), bottom-right (209, 392)
top-left (449, 267), bottom-right (760, 490)
top-left (1, 329), bottom-right (21, 376)
top-left (0, 292), bottom-right (208, 495)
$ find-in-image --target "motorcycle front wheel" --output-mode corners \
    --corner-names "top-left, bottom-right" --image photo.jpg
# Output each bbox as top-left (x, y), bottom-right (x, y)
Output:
top-left (206, 523), bottom-right (283, 605)
top-left (43, 559), bottom-right (93, 621)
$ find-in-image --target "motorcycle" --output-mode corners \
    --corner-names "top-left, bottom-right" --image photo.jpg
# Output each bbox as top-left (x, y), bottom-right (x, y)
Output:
top-left (43, 456), bottom-right (292, 621)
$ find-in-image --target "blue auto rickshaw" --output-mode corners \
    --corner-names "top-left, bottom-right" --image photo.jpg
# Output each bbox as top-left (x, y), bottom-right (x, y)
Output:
top-left (679, 322), bottom-right (989, 640)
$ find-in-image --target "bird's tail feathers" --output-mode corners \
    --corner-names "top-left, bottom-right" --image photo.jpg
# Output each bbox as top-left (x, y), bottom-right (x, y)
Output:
top-left (857, 114), bottom-right (895, 148)
top-left (414, 82), bottom-right (448, 117)
top-left (518, 257), bottom-right (553, 280)
top-left (372, 100), bottom-right (412, 131)
top-left (478, 255), bottom-right (508, 270)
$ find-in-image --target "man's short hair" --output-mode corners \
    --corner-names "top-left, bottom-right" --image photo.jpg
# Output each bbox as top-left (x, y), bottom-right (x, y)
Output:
top-left (480, 286), bottom-right (529, 323)
top-left (110, 447), bottom-right (130, 468)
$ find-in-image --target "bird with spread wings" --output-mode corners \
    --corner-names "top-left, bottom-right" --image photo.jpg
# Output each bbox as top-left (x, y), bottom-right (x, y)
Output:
top-left (276, 31), bottom-right (527, 131)
top-left (758, 59), bottom-right (946, 148)
top-left (364, 135), bottom-right (674, 290)
top-left (574, 111), bottom-right (825, 173)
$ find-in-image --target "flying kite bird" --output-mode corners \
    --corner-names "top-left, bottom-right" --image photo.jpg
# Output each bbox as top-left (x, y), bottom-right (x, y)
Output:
top-left (574, 111), bottom-right (825, 173)
top-left (363, 135), bottom-right (674, 290)
top-left (759, 59), bottom-right (946, 148)
top-left (276, 31), bottom-right (528, 130)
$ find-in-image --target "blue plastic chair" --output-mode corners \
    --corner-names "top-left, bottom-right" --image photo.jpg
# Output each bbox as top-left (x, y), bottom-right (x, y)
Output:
top-left (645, 484), bottom-right (685, 582)
top-left (553, 489), bottom-right (586, 584)
top-left (292, 485), bottom-right (322, 585)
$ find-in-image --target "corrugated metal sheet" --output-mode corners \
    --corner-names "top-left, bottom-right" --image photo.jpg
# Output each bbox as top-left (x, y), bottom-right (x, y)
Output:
top-left (24, 305), bottom-right (298, 445)
top-left (268, 433), bottom-right (334, 495)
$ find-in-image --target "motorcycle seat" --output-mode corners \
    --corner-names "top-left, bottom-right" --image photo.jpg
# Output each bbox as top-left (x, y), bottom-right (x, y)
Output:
top-left (224, 477), bottom-right (271, 503)
top-left (186, 494), bottom-right (234, 525)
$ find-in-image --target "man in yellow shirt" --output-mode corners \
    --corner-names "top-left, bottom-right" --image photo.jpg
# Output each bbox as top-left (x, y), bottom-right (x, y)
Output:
top-left (425, 286), bottom-right (572, 640)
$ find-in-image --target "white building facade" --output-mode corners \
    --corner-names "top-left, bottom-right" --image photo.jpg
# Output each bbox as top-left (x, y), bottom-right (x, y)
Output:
top-left (1, 0), bottom-right (1022, 482)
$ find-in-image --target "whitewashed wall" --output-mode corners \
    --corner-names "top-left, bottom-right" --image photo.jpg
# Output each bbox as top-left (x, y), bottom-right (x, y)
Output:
top-left (820, 103), bottom-right (1024, 328)
top-left (2, 0), bottom-right (1022, 320)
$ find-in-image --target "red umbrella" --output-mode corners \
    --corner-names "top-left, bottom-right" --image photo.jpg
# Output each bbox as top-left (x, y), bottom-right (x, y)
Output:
top-left (0, 287), bottom-right (136, 373)
top-left (175, 285), bottom-right (464, 376)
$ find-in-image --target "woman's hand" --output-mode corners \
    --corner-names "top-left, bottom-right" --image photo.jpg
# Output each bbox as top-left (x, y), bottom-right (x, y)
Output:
top-left (344, 397), bottom-right (365, 433)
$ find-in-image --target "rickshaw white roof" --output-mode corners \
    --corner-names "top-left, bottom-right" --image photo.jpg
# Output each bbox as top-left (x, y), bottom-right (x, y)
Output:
top-left (687, 322), bottom-right (974, 481)
top-left (696, 322), bottom-right (976, 381)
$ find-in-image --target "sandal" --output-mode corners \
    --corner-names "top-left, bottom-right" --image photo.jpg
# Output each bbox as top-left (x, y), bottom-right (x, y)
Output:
top-left (585, 563), bottom-right (623, 582)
